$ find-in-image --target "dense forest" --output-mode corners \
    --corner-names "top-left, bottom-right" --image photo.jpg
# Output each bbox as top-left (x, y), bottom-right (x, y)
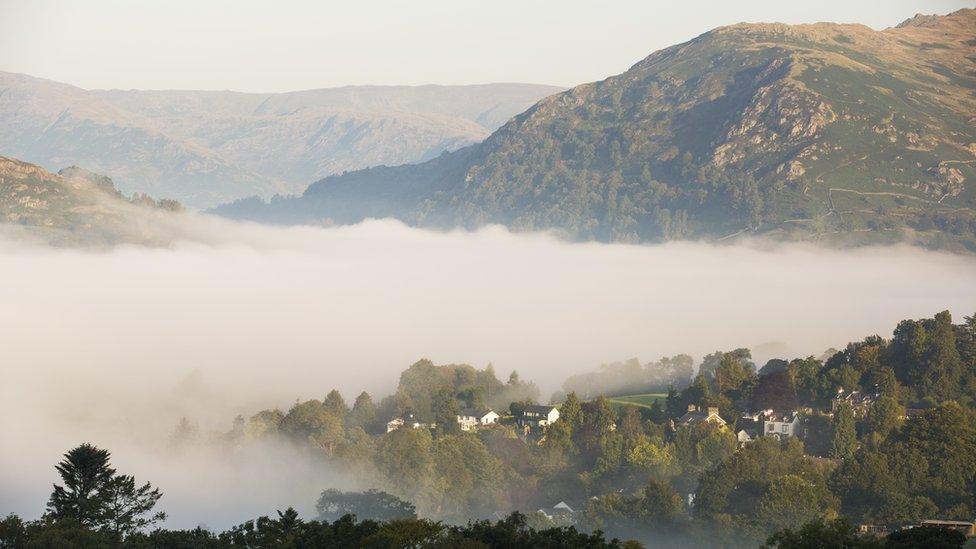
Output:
top-left (3, 310), bottom-right (975, 548)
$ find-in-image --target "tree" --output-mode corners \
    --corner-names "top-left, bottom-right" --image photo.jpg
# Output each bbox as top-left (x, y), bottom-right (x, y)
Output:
top-left (864, 395), bottom-right (902, 440)
top-left (246, 409), bottom-right (284, 438)
top-left (374, 427), bottom-right (433, 497)
top-left (559, 392), bottom-right (584, 431)
top-left (0, 514), bottom-right (27, 548)
top-left (324, 389), bottom-right (349, 418)
top-left (348, 392), bottom-right (378, 432)
top-left (665, 386), bottom-right (682, 420)
top-left (47, 444), bottom-right (116, 527)
top-left (715, 357), bottom-right (748, 398)
top-left (919, 311), bottom-right (963, 401)
top-left (431, 435), bottom-right (508, 518)
top-left (788, 357), bottom-right (824, 407)
top-left (638, 479), bottom-right (684, 525)
top-left (886, 525), bottom-right (966, 549)
top-left (280, 400), bottom-right (344, 453)
top-left (431, 386), bottom-right (461, 433)
top-left (578, 396), bottom-right (617, 460)
top-left (751, 370), bottom-right (798, 412)
top-left (762, 518), bottom-right (883, 549)
top-left (101, 474), bottom-right (165, 538)
top-left (625, 434), bottom-right (673, 477)
top-left (829, 403), bottom-right (857, 459)
top-left (46, 444), bottom-right (164, 539)
top-left (891, 319), bottom-right (927, 389)
top-left (755, 475), bottom-right (839, 534)
top-left (316, 489), bottom-right (416, 522)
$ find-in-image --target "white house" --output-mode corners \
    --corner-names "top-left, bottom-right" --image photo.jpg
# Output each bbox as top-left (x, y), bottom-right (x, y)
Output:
top-left (456, 408), bottom-right (500, 431)
top-left (518, 405), bottom-right (560, 428)
top-left (760, 410), bottom-right (800, 439)
top-left (537, 500), bottom-right (575, 520)
top-left (386, 414), bottom-right (426, 433)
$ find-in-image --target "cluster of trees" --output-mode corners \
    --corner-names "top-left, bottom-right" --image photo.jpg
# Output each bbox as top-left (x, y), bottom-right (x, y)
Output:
top-left (167, 310), bottom-right (973, 547)
top-left (762, 518), bottom-right (970, 549)
top-left (0, 444), bottom-right (165, 546)
top-left (6, 310), bottom-right (973, 548)
top-left (2, 499), bottom-right (630, 548)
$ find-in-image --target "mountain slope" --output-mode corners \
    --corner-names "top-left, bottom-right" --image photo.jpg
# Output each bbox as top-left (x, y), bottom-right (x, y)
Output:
top-left (0, 74), bottom-right (561, 208)
top-left (215, 9), bottom-right (976, 251)
top-left (0, 156), bottom-right (183, 246)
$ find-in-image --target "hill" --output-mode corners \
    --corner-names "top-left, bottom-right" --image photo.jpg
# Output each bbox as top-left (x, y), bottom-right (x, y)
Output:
top-left (0, 73), bottom-right (561, 208)
top-left (0, 156), bottom-right (182, 246)
top-left (214, 9), bottom-right (976, 251)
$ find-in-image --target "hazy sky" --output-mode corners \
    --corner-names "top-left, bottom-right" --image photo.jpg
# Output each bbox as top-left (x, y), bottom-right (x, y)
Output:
top-left (1, 0), bottom-right (971, 92)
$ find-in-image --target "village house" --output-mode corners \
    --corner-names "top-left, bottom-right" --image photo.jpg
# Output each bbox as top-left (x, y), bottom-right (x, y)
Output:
top-left (675, 405), bottom-right (727, 429)
top-left (386, 414), bottom-right (427, 433)
top-left (517, 404), bottom-right (560, 428)
top-left (761, 410), bottom-right (800, 439)
top-left (456, 408), bottom-right (500, 431)
top-left (537, 501), bottom-right (576, 521)
top-left (735, 417), bottom-right (760, 446)
top-left (832, 387), bottom-right (880, 417)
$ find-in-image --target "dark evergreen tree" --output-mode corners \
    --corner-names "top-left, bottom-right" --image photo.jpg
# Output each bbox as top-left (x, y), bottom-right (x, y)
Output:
top-left (829, 403), bottom-right (857, 459)
top-left (101, 474), bottom-right (165, 538)
top-left (47, 444), bottom-right (116, 527)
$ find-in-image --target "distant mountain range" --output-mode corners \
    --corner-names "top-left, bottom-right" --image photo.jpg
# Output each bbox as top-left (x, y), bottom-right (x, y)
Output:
top-left (0, 156), bottom-right (182, 246)
top-left (0, 73), bottom-right (561, 208)
top-left (215, 9), bottom-right (976, 251)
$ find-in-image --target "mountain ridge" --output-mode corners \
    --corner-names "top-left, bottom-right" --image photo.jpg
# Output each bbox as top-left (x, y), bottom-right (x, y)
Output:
top-left (0, 72), bottom-right (561, 208)
top-left (214, 8), bottom-right (976, 251)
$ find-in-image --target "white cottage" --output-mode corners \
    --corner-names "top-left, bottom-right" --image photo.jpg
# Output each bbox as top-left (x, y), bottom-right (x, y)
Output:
top-left (456, 408), bottom-right (500, 431)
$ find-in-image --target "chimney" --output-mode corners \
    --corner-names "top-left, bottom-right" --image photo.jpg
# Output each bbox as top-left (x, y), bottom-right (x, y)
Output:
top-left (688, 404), bottom-right (697, 412)
top-left (707, 407), bottom-right (719, 416)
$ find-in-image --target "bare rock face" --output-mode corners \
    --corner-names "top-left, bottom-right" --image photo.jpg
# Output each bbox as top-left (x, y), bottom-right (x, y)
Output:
top-left (0, 156), bottom-right (185, 246)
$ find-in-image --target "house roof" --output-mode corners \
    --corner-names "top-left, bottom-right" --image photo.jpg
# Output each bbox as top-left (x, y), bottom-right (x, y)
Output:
top-left (523, 404), bottom-right (558, 414)
top-left (764, 411), bottom-right (798, 423)
top-left (677, 409), bottom-right (726, 427)
top-left (460, 408), bottom-right (496, 418)
top-left (834, 389), bottom-right (880, 406)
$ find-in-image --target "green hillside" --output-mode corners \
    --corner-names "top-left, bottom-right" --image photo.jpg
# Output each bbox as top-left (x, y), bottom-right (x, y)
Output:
top-left (215, 9), bottom-right (976, 251)
top-left (606, 394), bottom-right (668, 410)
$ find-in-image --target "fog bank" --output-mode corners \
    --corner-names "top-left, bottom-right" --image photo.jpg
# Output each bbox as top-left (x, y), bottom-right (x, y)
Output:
top-left (2, 217), bottom-right (975, 528)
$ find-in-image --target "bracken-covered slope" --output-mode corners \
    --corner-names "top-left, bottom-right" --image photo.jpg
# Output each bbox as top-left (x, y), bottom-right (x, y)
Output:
top-left (216, 9), bottom-right (976, 251)
top-left (0, 73), bottom-right (561, 208)
top-left (0, 156), bottom-right (183, 246)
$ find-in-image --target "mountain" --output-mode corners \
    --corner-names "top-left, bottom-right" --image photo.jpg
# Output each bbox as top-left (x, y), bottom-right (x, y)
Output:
top-left (214, 9), bottom-right (976, 251)
top-left (0, 156), bottom-right (183, 246)
top-left (0, 73), bottom-right (561, 208)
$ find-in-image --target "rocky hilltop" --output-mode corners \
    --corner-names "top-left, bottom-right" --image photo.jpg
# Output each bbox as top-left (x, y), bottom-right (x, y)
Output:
top-left (0, 156), bottom-right (182, 246)
top-left (0, 75), bottom-right (561, 208)
top-left (216, 9), bottom-right (976, 251)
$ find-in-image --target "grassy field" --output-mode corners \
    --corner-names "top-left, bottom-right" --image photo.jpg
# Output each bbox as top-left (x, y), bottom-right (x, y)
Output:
top-left (606, 393), bottom-right (667, 409)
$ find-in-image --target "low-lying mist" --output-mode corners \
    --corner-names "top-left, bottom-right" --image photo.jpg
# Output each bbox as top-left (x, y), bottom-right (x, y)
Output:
top-left (2, 216), bottom-right (975, 528)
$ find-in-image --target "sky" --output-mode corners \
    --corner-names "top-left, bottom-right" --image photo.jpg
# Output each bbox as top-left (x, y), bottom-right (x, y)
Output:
top-left (0, 0), bottom-right (972, 92)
